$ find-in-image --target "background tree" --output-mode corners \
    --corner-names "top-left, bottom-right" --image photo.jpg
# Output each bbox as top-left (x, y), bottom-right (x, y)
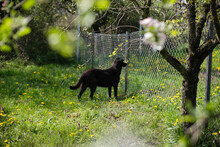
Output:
top-left (156, 0), bottom-right (220, 131)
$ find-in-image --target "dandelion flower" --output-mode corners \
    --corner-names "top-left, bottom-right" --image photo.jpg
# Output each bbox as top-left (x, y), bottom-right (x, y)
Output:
top-left (70, 133), bottom-right (75, 136)
top-left (212, 132), bottom-right (218, 135)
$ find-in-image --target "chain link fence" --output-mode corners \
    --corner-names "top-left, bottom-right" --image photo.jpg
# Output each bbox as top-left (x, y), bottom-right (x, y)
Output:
top-left (79, 30), bottom-right (220, 99)
top-left (0, 26), bottom-right (219, 100)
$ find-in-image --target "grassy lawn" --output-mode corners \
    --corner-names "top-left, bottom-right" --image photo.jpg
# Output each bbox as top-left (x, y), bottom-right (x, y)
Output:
top-left (0, 58), bottom-right (220, 146)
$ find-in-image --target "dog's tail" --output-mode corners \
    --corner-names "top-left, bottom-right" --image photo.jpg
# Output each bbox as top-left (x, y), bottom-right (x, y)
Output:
top-left (70, 77), bottom-right (83, 90)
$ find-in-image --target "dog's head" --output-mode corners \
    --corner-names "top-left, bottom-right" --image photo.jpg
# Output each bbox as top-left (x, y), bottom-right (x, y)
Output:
top-left (113, 58), bottom-right (127, 68)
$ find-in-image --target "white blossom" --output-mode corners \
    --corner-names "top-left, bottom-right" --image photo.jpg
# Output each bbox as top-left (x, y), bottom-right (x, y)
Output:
top-left (141, 17), bottom-right (170, 52)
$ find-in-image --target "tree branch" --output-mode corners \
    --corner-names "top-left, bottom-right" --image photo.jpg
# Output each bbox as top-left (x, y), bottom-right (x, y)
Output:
top-left (159, 49), bottom-right (187, 78)
top-left (198, 38), bottom-right (220, 66)
top-left (195, 3), bottom-right (210, 47)
top-left (210, 0), bottom-right (220, 41)
top-left (186, 0), bottom-right (197, 54)
top-left (130, 0), bottom-right (151, 18)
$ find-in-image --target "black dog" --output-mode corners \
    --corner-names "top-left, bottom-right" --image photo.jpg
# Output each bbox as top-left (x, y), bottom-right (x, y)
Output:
top-left (70, 58), bottom-right (127, 100)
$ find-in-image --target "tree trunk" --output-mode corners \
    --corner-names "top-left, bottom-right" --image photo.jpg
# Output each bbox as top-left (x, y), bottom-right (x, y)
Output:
top-left (181, 75), bottom-right (199, 131)
top-left (181, 56), bottom-right (200, 132)
top-left (158, 0), bottom-right (220, 134)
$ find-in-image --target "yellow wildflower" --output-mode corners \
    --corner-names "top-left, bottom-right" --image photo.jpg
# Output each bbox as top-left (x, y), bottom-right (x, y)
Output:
top-left (70, 133), bottom-right (75, 136)
top-left (212, 132), bottom-right (218, 135)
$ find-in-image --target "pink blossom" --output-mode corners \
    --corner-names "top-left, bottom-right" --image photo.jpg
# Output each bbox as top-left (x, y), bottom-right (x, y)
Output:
top-left (140, 17), bottom-right (168, 51)
top-left (140, 17), bottom-right (153, 27)
top-left (2, 1), bottom-right (7, 6)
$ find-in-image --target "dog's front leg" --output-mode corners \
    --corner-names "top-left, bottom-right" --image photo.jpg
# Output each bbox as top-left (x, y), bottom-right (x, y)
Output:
top-left (108, 86), bottom-right (112, 98)
top-left (113, 85), bottom-right (118, 99)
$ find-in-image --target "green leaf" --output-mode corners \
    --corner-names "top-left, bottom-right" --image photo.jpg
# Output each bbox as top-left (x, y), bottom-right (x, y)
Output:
top-left (47, 28), bottom-right (77, 58)
top-left (161, 0), bottom-right (176, 9)
top-left (22, 0), bottom-right (36, 10)
top-left (0, 18), bottom-right (13, 41)
top-left (81, 12), bottom-right (96, 27)
top-left (0, 44), bottom-right (11, 52)
top-left (94, 0), bottom-right (110, 10)
top-left (16, 27), bottom-right (31, 38)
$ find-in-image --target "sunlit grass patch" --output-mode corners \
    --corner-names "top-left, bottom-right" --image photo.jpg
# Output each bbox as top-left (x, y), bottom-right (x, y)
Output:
top-left (0, 58), bottom-right (219, 146)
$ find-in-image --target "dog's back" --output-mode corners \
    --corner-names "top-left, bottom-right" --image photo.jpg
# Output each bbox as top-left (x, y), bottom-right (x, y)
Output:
top-left (71, 68), bottom-right (119, 88)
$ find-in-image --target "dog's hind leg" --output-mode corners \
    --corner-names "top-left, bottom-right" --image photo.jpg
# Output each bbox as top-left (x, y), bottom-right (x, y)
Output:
top-left (89, 86), bottom-right (96, 100)
top-left (78, 85), bottom-right (87, 100)
top-left (108, 86), bottom-right (112, 98)
top-left (113, 85), bottom-right (118, 99)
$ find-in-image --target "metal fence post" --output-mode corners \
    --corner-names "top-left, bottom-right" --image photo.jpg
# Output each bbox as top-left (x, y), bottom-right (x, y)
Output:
top-left (91, 33), bottom-right (94, 68)
top-left (205, 21), bottom-right (214, 104)
top-left (139, 11), bottom-right (143, 55)
top-left (77, 9), bottom-right (80, 62)
top-left (124, 31), bottom-right (129, 94)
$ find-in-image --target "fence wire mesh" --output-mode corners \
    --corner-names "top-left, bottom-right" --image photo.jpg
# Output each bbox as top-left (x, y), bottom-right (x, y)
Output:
top-left (0, 27), bottom-right (219, 100)
top-left (79, 30), bottom-right (220, 99)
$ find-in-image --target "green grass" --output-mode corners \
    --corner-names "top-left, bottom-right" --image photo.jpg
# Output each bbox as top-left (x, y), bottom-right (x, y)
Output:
top-left (0, 58), bottom-right (220, 146)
